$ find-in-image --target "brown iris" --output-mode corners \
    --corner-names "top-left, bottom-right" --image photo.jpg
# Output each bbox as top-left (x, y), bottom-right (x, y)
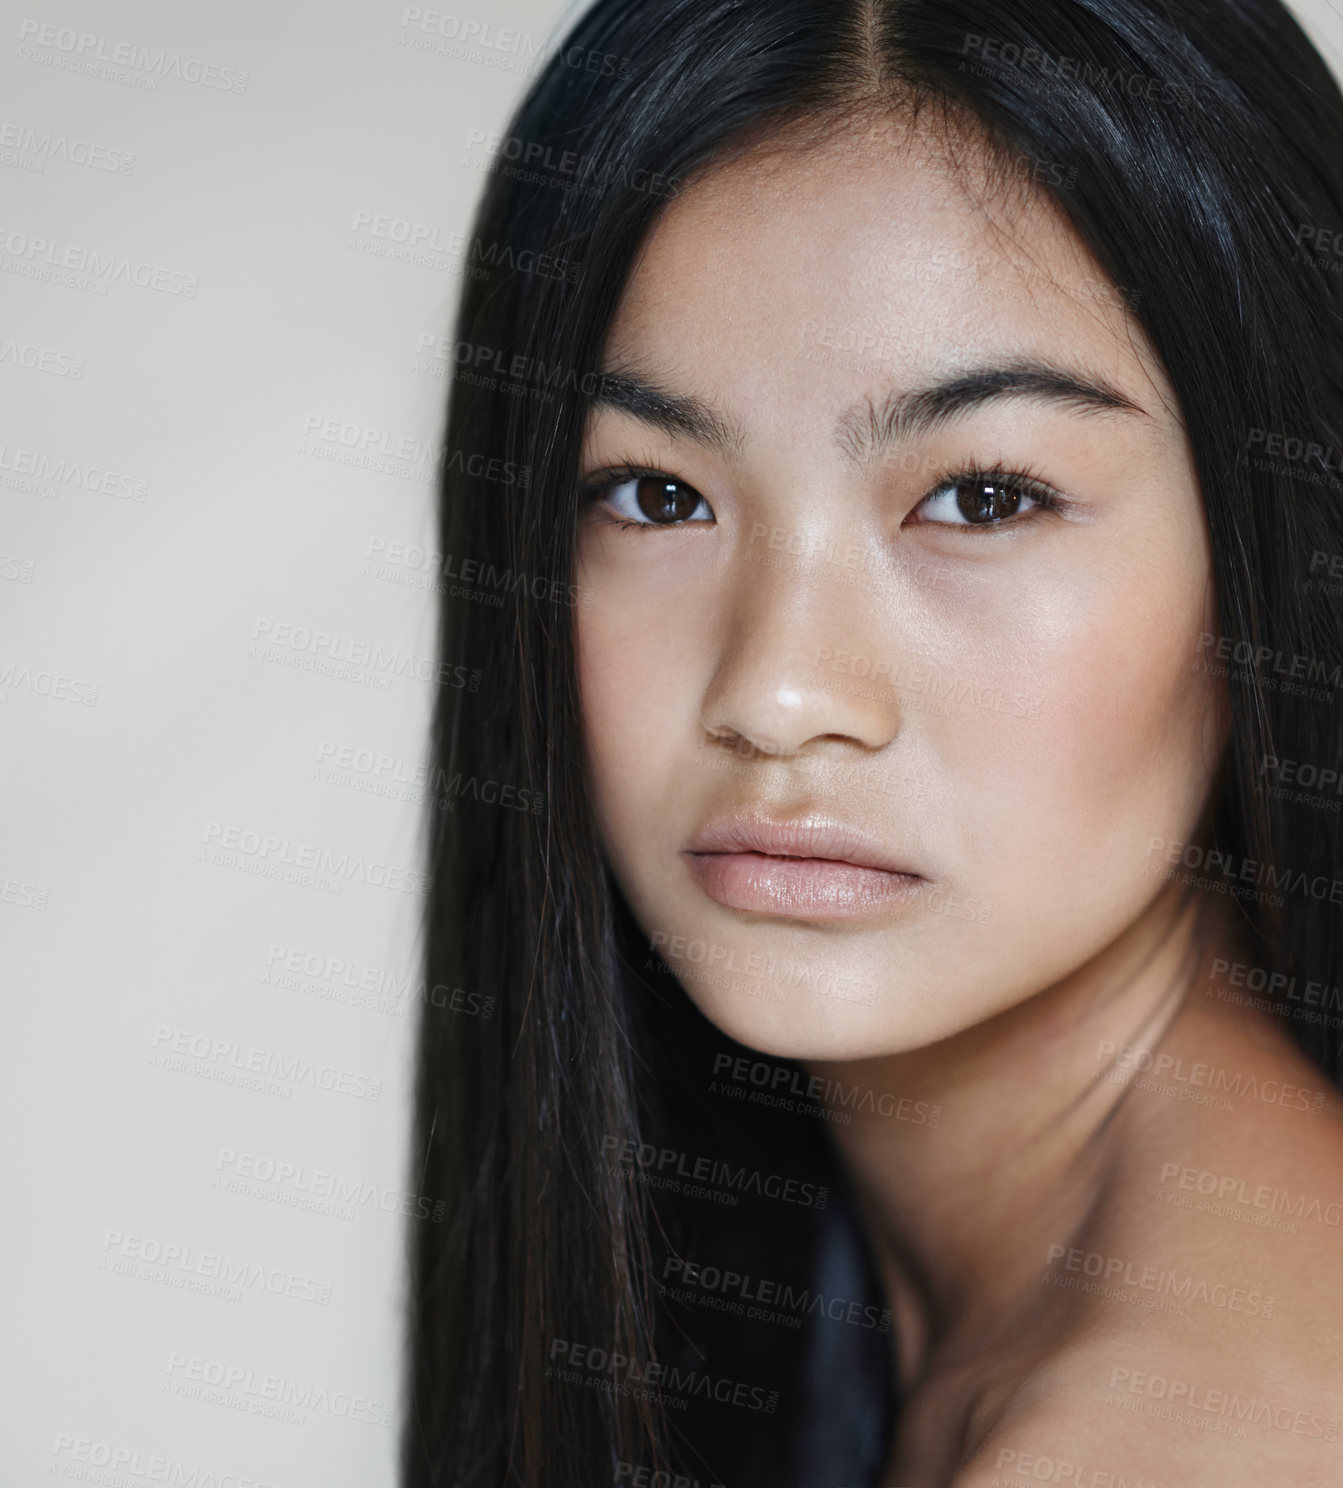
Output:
top-left (632, 476), bottom-right (701, 523)
top-left (955, 478), bottom-right (1025, 524)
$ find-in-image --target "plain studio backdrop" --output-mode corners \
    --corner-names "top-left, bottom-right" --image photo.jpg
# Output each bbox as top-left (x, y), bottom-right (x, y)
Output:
top-left (2, 1), bottom-right (1340, 1483)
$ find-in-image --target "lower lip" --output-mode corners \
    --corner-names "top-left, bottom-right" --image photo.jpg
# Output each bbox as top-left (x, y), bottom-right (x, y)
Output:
top-left (684, 851), bottom-right (923, 920)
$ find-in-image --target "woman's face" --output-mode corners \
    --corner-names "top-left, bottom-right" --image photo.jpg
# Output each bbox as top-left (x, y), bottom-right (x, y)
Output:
top-left (574, 117), bottom-right (1226, 1060)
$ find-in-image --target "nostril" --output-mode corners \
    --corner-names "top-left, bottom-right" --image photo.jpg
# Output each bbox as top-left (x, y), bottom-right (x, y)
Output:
top-left (704, 727), bottom-right (789, 764)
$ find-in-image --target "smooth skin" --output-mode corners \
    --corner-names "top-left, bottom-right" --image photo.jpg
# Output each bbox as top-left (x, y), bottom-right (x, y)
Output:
top-left (574, 113), bottom-right (1343, 1486)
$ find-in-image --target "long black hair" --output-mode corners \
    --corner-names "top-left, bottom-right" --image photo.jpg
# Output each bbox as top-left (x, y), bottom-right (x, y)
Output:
top-left (403, 1), bottom-right (1343, 1483)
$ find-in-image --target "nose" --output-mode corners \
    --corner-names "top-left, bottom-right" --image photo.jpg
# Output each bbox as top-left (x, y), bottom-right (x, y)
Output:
top-left (699, 552), bottom-right (904, 759)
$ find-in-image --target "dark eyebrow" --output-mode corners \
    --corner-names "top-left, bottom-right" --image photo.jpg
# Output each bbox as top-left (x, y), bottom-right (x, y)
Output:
top-left (835, 362), bottom-right (1149, 464)
top-left (589, 370), bottom-right (744, 458)
top-left (589, 360), bottom-right (1148, 464)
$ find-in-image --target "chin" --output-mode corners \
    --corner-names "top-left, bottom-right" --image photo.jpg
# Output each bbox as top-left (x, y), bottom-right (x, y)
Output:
top-left (677, 977), bottom-right (943, 1063)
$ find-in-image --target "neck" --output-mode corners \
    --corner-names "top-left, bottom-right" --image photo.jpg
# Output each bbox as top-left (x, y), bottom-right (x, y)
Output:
top-left (801, 883), bottom-right (1246, 1383)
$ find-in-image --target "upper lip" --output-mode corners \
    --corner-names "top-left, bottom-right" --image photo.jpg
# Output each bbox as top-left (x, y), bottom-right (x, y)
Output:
top-left (684, 810), bottom-right (921, 876)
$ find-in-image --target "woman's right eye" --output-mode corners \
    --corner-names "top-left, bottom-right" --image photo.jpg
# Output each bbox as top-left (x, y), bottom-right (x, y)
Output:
top-left (593, 473), bottom-right (715, 528)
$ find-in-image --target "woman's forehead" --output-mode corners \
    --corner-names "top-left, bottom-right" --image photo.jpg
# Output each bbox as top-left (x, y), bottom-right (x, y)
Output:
top-left (604, 120), bottom-right (1175, 437)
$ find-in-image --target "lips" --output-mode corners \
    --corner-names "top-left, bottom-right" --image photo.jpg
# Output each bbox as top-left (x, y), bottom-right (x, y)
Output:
top-left (682, 812), bottom-right (924, 920)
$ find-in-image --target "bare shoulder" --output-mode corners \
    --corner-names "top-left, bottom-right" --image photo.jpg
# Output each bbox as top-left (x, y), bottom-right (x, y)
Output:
top-left (947, 1005), bottom-right (1343, 1487)
top-left (947, 1329), bottom-right (1343, 1488)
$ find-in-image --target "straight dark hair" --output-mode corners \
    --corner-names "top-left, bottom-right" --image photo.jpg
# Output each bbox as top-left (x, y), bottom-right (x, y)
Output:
top-left (403, 0), bottom-right (1343, 1482)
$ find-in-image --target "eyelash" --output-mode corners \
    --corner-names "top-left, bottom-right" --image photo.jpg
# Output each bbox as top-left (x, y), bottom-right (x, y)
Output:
top-left (912, 463), bottom-right (1065, 528)
top-left (578, 462), bottom-right (1068, 531)
top-left (578, 464), bottom-right (706, 531)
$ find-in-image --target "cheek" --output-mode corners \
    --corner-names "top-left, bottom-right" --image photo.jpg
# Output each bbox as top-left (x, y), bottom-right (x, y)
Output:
top-left (1051, 548), bottom-right (1219, 811)
top-left (575, 592), bottom-right (697, 853)
top-left (942, 541), bottom-right (1221, 916)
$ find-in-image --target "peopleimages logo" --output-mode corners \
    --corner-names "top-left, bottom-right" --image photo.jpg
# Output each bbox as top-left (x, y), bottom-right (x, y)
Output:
top-left (547, 1338), bottom-right (778, 1415)
top-left (0, 337), bottom-right (85, 376)
top-left (50, 1435), bottom-right (274, 1488)
top-left (0, 226), bottom-right (198, 295)
top-left (661, 1255), bottom-right (892, 1331)
top-left (1245, 426), bottom-right (1342, 472)
top-left (0, 439), bottom-right (148, 500)
top-left (351, 215), bottom-right (581, 283)
top-left (1106, 1364), bottom-right (1340, 1440)
top-left (100, 1228), bottom-right (334, 1304)
top-left (463, 128), bottom-right (681, 200)
top-left (434, 333), bottom-right (607, 398)
top-left (991, 1446), bottom-right (1159, 1488)
top-left (249, 619), bottom-right (481, 692)
top-left (649, 929), bottom-right (874, 1005)
top-left (150, 1025), bottom-right (383, 1101)
top-left (1197, 631), bottom-right (1340, 690)
top-left (0, 121), bottom-right (135, 174)
top-left (214, 1147), bottom-right (446, 1222)
top-left (399, 8), bottom-right (544, 61)
top-left (600, 1135), bottom-right (828, 1209)
top-left (201, 821), bottom-right (429, 898)
top-left (163, 1353), bottom-right (394, 1427)
top-left (616, 1465), bottom-right (724, 1488)
top-left (315, 739), bottom-right (545, 815)
top-left (1209, 957), bottom-right (1343, 1024)
top-left (16, 19), bottom-right (248, 93)
top-left (0, 661), bottom-right (98, 705)
top-left (1158, 1162), bottom-right (1342, 1226)
top-left (1260, 753), bottom-right (1343, 806)
top-left (958, 30), bottom-right (1214, 106)
top-left (1044, 1242), bottom-right (1274, 1317)
top-left (1098, 1038), bottom-right (1326, 1114)
top-left (364, 533), bottom-right (587, 610)
top-left (1146, 835), bottom-right (1343, 907)
top-left (711, 1051), bottom-right (941, 1125)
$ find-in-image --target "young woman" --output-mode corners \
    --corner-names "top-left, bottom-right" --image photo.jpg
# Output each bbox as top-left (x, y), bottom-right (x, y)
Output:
top-left (405, 1), bottom-right (1343, 1483)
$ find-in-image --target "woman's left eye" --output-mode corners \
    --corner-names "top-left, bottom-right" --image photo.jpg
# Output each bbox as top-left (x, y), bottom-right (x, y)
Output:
top-left (910, 473), bottom-right (1058, 528)
top-left (596, 473), bottom-right (715, 527)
